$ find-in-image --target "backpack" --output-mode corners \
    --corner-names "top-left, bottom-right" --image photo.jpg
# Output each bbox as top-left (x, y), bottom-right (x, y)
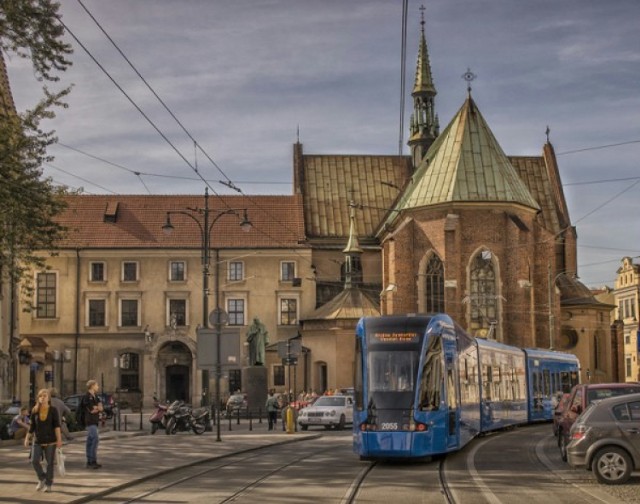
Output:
top-left (76, 396), bottom-right (86, 427)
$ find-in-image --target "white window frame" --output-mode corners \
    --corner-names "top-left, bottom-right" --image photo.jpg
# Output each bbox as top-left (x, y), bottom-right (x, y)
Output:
top-left (277, 292), bottom-right (300, 326)
top-left (226, 293), bottom-right (248, 326)
top-left (280, 261), bottom-right (296, 282)
top-left (166, 297), bottom-right (189, 327)
top-left (169, 260), bottom-right (187, 282)
top-left (228, 261), bottom-right (245, 282)
top-left (85, 294), bottom-right (109, 328)
top-left (89, 261), bottom-right (107, 282)
top-left (121, 261), bottom-right (139, 282)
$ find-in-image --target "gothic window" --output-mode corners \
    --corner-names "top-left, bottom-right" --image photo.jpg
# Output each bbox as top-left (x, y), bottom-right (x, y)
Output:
top-left (469, 250), bottom-right (497, 333)
top-left (425, 255), bottom-right (444, 313)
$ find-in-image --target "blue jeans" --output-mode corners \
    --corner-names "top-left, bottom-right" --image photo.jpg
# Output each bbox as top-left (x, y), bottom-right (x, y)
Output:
top-left (32, 444), bottom-right (56, 486)
top-left (86, 424), bottom-right (99, 464)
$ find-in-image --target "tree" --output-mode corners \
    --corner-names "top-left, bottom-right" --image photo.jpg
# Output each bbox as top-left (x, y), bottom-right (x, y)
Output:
top-left (0, 0), bottom-right (73, 300)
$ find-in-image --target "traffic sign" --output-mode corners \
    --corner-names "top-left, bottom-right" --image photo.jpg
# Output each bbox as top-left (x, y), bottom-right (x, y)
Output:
top-left (209, 308), bottom-right (229, 326)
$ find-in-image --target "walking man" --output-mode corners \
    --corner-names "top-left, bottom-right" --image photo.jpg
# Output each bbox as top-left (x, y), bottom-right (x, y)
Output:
top-left (265, 390), bottom-right (279, 431)
top-left (49, 388), bottom-right (72, 441)
top-left (81, 380), bottom-right (103, 469)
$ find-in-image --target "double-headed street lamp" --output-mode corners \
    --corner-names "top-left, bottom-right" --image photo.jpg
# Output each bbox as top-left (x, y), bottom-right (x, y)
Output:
top-left (162, 187), bottom-right (251, 441)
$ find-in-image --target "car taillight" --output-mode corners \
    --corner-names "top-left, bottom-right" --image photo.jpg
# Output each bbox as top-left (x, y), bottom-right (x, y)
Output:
top-left (571, 426), bottom-right (587, 440)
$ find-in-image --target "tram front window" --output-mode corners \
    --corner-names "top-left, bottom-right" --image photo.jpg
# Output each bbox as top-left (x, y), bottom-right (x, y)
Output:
top-left (368, 351), bottom-right (417, 392)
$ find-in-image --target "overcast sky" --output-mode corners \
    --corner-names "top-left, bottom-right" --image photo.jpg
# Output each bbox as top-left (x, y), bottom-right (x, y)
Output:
top-left (4, 0), bottom-right (640, 289)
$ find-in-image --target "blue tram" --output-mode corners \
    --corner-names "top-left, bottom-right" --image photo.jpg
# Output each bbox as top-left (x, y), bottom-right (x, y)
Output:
top-left (353, 314), bottom-right (579, 459)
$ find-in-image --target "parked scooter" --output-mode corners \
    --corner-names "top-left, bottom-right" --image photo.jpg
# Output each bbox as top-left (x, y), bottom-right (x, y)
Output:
top-left (149, 396), bottom-right (169, 434)
top-left (164, 400), bottom-right (209, 435)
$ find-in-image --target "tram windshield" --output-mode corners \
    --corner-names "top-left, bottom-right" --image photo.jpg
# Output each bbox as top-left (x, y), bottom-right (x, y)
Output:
top-left (368, 351), bottom-right (418, 392)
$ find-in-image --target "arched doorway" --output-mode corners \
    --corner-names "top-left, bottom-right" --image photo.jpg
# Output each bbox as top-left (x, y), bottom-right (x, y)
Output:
top-left (316, 361), bottom-right (328, 394)
top-left (158, 341), bottom-right (192, 402)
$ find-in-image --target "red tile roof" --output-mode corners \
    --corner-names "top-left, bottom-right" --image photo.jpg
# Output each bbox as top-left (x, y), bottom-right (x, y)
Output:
top-left (55, 194), bottom-right (306, 250)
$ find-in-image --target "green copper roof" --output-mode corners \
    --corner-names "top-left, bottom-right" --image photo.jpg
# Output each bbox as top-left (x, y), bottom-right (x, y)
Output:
top-left (394, 97), bottom-right (541, 212)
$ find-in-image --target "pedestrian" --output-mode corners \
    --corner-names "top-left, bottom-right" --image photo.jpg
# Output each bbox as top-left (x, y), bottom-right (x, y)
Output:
top-left (49, 388), bottom-right (73, 441)
top-left (9, 407), bottom-right (30, 439)
top-left (265, 389), bottom-right (279, 431)
top-left (24, 389), bottom-right (62, 493)
top-left (81, 379), bottom-right (103, 469)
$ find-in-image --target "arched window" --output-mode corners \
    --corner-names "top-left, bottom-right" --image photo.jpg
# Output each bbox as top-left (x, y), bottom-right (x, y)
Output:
top-left (118, 352), bottom-right (140, 391)
top-left (425, 255), bottom-right (445, 313)
top-left (340, 256), bottom-right (363, 285)
top-left (469, 250), bottom-right (497, 333)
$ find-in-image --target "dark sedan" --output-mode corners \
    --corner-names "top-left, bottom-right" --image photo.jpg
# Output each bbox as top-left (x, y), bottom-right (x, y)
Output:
top-left (567, 392), bottom-right (640, 485)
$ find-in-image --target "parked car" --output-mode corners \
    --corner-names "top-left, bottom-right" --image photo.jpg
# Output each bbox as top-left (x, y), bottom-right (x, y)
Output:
top-left (558, 383), bottom-right (640, 461)
top-left (567, 392), bottom-right (640, 484)
top-left (225, 393), bottom-right (248, 417)
top-left (63, 393), bottom-right (115, 419)
top-left (297, 395), bottom-right (354, 430)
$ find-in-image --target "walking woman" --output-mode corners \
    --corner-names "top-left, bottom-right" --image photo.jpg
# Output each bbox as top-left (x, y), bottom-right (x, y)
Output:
top-left (24, 389), bottom-right (62, 493)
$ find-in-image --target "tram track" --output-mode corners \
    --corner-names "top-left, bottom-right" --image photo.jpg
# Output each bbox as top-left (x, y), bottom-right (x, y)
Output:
top-left (78, 437), bottom-right (344, 504)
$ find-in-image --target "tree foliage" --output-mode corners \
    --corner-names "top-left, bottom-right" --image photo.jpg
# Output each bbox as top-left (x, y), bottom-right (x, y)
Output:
top-left (0, 0), bottom-right (73, 297)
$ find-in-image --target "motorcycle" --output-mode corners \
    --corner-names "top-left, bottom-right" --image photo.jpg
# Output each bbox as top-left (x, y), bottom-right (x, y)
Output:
top-left (149, 396), bottom-right (169, 434)
top-left (164, 400), bottom-right (209, 435)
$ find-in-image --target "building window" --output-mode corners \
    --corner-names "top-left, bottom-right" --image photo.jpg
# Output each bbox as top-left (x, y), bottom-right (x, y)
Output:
top-left (619, 301), bottom-right (624, 319)
top-left (274, 365), bottom-right (285, 386)
top-left (340, 256), bottom-right (363, 284)
top-left (90, 262), bottom-right (105, 282)
top-left (625, 332), bottom-right (631, 345)
top-left (36, 272), bottom-right (56, 318)
top-left (88, 299), bottom-right (106, 327)
top-left (168, 299), bottom-right (187, 327)
top-left (119, 352), bottom-right (140, 391)
top-left (229, 261), bottom-right (244, 282)
top-left (280, 298), bottom-right (298, 325)
top-left (425, 255), bottom-right (445, 313)
top-left (626, 356), bottom-right (633, 378)
top-left (281, 261), bottom-right (295, 281)
top-left (469, 250), bottom-right (497, 334)
top-left (227, 299), bottom-right (245, 326)
top-left (120, 299), bottom-right (139, 327)
top-left (122, 261), bottom-right (138, 282)
top-left (169, 261), bottom-right (185, 282)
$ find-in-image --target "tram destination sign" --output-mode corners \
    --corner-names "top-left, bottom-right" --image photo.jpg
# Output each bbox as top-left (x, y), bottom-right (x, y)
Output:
top-left (372, 332), bottom-right (419, 343)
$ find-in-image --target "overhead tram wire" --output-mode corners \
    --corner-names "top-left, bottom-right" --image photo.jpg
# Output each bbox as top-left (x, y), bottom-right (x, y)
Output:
top-left (398, 0), bottom-right (408, 156)
top-left (557, 139), bottom-right (640, 156)
top-left (76, 0), bottom-right (237, 191)
top-left (56, 16), bottom-right (219, 199)
top-left (45, 163), bottom-right (118, 194)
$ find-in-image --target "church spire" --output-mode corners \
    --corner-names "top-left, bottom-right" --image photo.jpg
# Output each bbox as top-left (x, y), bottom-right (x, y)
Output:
top-left (408, 5), bottom-right (438, 169)
top-left (343, 201), bottom-right (363, 289)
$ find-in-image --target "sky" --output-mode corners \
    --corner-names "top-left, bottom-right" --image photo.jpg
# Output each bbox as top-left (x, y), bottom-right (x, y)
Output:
top-left (4, 0), bottom-right (640, 289)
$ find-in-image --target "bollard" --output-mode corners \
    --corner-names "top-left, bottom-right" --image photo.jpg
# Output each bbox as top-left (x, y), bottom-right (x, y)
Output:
top-left (249, 412), bottom-right (253, 431)
top-left (139, 407), bottom-right (143, 431)
top-left (258, 407), bottom-right (262, 424)
top-left (228, 413), bottom-right (232, 431)
top-left (237, 409), bottom-right (240, 425)
top-left (286, 406), bottom-right (295, 434)
top-left (124, 415), bottom-right (128, 432)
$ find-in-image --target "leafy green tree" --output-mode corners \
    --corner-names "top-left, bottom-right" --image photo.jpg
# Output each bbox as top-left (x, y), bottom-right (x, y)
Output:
top-left (0, 0), bottom-right (73, 299)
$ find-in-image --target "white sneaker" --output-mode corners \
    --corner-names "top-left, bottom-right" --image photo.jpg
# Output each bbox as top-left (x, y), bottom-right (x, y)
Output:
top-left (36, 480), bottom-right (45, 491)
top-left (44, 486), bottom-right (52, 493)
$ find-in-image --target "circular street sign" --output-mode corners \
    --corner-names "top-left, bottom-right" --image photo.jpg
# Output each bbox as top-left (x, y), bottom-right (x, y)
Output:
top-left (209, 308), bottom-right (229, 326)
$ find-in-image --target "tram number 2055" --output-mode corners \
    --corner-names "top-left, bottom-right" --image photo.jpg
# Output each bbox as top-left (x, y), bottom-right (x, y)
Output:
top-left (380, 422), bottom-right (398, 431)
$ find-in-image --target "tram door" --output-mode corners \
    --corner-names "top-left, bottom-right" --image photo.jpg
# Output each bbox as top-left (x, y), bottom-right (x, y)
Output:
top-left (446, 359), bottom-right (459, 448)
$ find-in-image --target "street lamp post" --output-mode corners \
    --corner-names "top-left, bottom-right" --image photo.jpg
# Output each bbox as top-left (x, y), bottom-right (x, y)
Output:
top-left (162, 188), bottom-right (251, 441)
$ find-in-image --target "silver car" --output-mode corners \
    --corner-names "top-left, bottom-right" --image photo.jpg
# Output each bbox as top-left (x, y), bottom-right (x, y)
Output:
top-left (566, 392), bottom-right (640, 484)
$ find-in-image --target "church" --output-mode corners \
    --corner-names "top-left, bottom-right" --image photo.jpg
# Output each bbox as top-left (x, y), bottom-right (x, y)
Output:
top-left (296, 11), bottom-right (615, 391)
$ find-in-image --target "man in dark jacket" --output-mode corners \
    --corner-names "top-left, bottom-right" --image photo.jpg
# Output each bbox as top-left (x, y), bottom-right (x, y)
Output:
top-left (81, 380), bottom-right (103, 469)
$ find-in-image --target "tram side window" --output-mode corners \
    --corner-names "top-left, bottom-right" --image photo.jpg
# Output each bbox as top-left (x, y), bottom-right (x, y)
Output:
top-left (543, 370), bottom-right (551, 398)
top-left (354, 338), bottom-right (363, 410)
top-left (419, 337), bottom-right (443, 410)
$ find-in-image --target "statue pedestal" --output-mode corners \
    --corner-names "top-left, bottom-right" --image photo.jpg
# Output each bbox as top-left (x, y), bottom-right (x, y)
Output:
top-left (242, 366), bottom-right (267, 415)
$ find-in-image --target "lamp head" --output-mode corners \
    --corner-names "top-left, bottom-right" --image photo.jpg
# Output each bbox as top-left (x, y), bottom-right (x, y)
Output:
top-left (240, 209), bottom-right (252, 232)
top-left (162, 214), bottom-right (174, 235)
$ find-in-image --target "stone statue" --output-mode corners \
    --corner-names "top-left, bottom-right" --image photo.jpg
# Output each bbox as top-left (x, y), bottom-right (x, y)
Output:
top-left (247, 317), bottom-right (269, 366)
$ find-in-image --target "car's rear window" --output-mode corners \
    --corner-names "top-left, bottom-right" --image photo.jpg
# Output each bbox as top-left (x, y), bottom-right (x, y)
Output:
top-left (587, 387), bottom-right (640, 404)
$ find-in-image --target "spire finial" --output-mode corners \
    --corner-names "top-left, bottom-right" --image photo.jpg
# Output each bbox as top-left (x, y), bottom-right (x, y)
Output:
top-left (296, 124), bottom-right (300, 143)
top-left (462, 67), bottom-right (477, 95)
top-left (545, 125), bottom-right (550, 143)
top-left (419, 4), bottom-right (426, 33)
